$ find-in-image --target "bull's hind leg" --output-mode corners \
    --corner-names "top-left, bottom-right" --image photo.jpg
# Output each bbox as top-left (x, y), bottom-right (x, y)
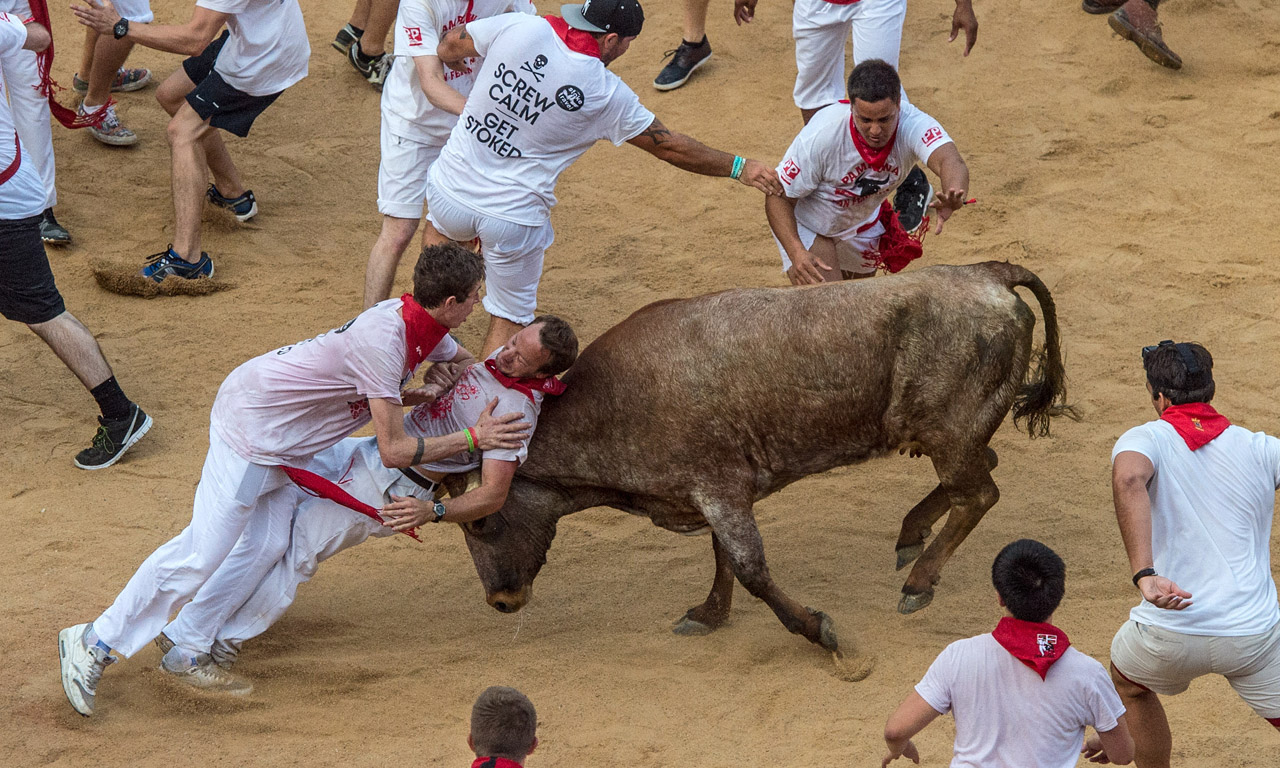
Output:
top-left (696, 494), bottom-right (874, 681)
top-left (894, 448), bottom-right (998, 570)
top-left (898, 448), bottom-right (1000, 614)
top-left (673, 534), bottom-right (735, 636)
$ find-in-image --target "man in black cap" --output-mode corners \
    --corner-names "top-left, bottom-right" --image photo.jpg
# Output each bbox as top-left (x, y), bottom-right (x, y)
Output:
top-left (429, 0), bottom-right (783, 355)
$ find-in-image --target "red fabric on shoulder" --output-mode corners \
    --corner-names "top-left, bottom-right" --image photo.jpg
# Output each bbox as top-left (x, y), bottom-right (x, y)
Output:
top-left (545, 15), bottom-right (600, 58)
top-left (400, 293), bottom-right (451, 375)
top-left (992, 616), bottom-right (1072, 680)
top-left (1159, 402), bottom-right (1230, 451)
top-left (472, 758), bottom-right (526, 768)
top-left (849, 113), bottom-right (897, 171)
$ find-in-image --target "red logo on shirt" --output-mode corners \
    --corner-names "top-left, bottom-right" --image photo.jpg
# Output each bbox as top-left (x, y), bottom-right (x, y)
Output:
top-left (1036, 634), bottom-right (1058, 657)
top-left (348, 398), bottom-right (370, 420)
top-left (781, 159), bottom-right (801, 183)
top-left (406, 26), bottom-right (423, 46)
top-left (922, 127), bottom-right (944, 147)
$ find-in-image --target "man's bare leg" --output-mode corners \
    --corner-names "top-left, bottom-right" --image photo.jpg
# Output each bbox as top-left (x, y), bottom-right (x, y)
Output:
top-left (364, 216), bottom-right (421, 308)
top-left (682, 0), bottom-right (711, 45)
top-left (83, 36), bottom-right (134, 109)
top-left (1111, 664), bottom-right (1172, 768)
top-left (167, 104), bottom-right (216, 262)
top-left (482, 316), bottom-right (523, 358)
top-left (28, 311), bottom-right (113, 390)
top-left (78, 28), bottom-right (99, 82)
top-left (157, 70), bottom-right (246, 199)
top-left (809, 235), bottom-right (845, 283)
top-left (358, 0), bottom-right (400, 56)
top-left (348, 0), bottom-right (372, 30)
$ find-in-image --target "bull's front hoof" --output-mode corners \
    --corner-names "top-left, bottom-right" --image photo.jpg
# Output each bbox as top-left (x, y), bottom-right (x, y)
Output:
top-left (897, 589), bottom-right (934, 614)
top-left (813, 610), bottom-right (840, 654)
top-left (895, 543), bottom-right (925, 571)
top-left (672, 611), bottom-right (719, 636)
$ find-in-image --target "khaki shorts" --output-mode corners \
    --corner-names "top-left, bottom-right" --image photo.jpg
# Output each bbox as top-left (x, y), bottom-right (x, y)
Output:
top-left (1111, 619), bottom-right (1280, 719)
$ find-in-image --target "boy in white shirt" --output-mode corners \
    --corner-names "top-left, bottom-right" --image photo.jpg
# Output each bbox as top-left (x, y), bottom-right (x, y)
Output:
top-left (363, 0), bottom-right (536, 308)
top-left (882, 539), bottom-right (1133, 768)
top-left (1109, 340), bottom-right (1280, 766)
top-left (767, 59), bottom-right (969, 286)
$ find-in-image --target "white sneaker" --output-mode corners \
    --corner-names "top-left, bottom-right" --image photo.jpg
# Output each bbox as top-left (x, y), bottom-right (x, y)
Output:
top-left (161, 648), bottom-right (253, 695)
top-left (59, 623), bottom-right (116, 716)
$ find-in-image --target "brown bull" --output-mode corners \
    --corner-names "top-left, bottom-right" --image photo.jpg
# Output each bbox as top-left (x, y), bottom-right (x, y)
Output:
top-left (456, 261), bottom-right (1074, 676)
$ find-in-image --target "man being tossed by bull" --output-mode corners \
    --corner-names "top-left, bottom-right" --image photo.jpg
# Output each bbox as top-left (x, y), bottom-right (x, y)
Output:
top-left (154, 317), bottom-right (579, 674)
top-left (767, 59), bottom-right (970, 285)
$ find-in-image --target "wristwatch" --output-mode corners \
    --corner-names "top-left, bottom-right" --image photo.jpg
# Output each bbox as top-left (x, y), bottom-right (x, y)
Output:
top-left (112, 17), bottom-right (128, 39)
top-left (430, 500), bottom-right (447, 523)
top-left (1132, 567), bottom-right (1157, 587)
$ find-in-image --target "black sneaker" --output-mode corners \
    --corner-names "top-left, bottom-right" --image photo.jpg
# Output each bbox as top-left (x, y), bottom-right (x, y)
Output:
top-left (348, 41), bottom-right (392, 91)
top-left (332, 23), bottom-right (362, 54)
top-left (206, 184), bottom-right (258, 222)
top-left (893, 166), bottom-right (934, 237)
top-left (40, 208), bottom-right (71, 245)
top-left (653, 37), bottom-right (711, 91)
top-left (73, 403), bottom-right (153, 470)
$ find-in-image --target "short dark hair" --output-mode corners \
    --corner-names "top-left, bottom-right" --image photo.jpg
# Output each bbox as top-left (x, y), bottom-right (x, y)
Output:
top-left (1143, 341), bottom-right (1215, 405)
top-left (847, 59), bottom-right (901, 105)
top-left (531, 315), bottom-right (578, 375)
top-left (471, 686), bottom-right (537, 761)
top-left (991, 539), bottom-right (1065, 623)
top-left (412, 243), bottom-right (484, 310)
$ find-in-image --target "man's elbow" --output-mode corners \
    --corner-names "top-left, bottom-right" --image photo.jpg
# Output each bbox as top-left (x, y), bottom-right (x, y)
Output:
top-left (882, 720), bottom-right (912, 744)
top-left (24, 26), bottom-right (51, 52)
top-left (378, 446), bottom-right (403, 469)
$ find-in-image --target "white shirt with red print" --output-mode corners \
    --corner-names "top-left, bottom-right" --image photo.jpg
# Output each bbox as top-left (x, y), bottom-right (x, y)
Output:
top-left (211, 299), bottom-right (459, 467)
top-left (404, 347), bottom-right (542, 473)
top-left (382, 0), bottom-right (536, 146)
top-left (914, 634), bottom-right (1125, 768)
top-left (429, 13), bottom-right (655, 226)
top-left (776, 100), bottom-right (951, 238)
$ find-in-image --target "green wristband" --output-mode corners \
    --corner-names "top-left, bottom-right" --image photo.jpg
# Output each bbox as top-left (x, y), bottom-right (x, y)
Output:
top-left (730, 155), bottom-right (745, 180)
top-left (464, 428), bottom-right (476, 452)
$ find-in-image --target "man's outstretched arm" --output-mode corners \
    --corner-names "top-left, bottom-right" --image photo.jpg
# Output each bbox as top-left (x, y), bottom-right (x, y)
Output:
top-left (381, 457), bottom-right (518, 529)
top-left (627, 118), bottom-right (783, 196)
top-left (71, 0), bottom-right (228, 57)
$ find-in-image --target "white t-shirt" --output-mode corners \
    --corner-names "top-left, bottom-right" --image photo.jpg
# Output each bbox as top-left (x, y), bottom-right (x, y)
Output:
top-left (776, 101), bottom-right (951, 237)
top-left (196, 0), bottom-right (310, 97)
top-left (1112, 420), bottom-right (1280, 636)
top-left (915, 634), bottom-right (1125, 768)
top-left (429, 13), bottom-right (655, 225)
top-left (404, 347), bottom-right (542, 472)
top-left (211, 299), bottom-right (459, 466)
top-left (382, 0), bottom-right (535, 145)
top-left (0, 14), bottom-right (45, 220)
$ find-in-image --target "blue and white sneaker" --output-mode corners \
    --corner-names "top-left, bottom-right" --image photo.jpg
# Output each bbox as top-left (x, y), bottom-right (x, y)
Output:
top-left (141, 247), bottom-right (215, 283)
top-left (59, 623), bottom-right (116, 716)
top-left (206, 185), bottom-right (258, 222)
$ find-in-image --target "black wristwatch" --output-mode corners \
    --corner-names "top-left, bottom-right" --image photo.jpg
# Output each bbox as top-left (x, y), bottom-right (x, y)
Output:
top-left (1132, 567), bottom-right (1157, 587)
top-left (112, 17), bottom-right (128, 39)
top-left (430, 500), bottom-right (447, 523)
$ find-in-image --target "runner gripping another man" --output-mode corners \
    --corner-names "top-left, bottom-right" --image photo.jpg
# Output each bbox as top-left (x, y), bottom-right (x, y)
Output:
top-left (427, 0), bottom-right (783, 355)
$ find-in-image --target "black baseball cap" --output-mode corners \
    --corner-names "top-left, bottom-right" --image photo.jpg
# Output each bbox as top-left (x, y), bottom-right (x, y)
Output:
top-left (561, 0), bottom-right (644, 38)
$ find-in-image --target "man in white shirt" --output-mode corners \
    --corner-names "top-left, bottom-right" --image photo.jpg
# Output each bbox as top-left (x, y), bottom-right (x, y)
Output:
top-left (882, 539), bottom-right (1134, 768)
top-left (156, 317), bottom-right (578, 670)
top-left (72, 0), bottom-right (311, 282)
top-left (429, 0), bottom-right (783, 355)
top-left (1108, 340), bottom-right (1280, 766)
top-left (767, 59), bottom-right (969, 285)
top-left (57, 244), bottom-right (533, 716)
top-left (0, 13), bottom-right (153, 470)
top-left (363, 0), bottom-right (535, 309)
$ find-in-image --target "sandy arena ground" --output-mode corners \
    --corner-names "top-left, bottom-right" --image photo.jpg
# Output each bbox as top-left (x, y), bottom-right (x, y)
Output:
top-left (3, 0), bottom-right (1280, 765)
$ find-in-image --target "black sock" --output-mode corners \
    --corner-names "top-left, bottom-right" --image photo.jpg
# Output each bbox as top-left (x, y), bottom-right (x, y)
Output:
top-left (685, 36), bottom-right (707, 46)
top-left (355, 42), bottom-right (378, 64)
top-left (349, 24), bottom-right (364, 37)
top-left (90, 376), bottom-right (132, 422)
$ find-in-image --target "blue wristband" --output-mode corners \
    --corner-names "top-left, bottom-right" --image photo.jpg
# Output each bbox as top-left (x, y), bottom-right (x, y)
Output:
top-left (731, 155), bottom-right (745, 180)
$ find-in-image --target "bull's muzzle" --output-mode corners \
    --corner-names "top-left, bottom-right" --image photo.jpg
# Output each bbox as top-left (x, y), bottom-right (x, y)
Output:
top-left (487, 586), bottom-right (532, 613)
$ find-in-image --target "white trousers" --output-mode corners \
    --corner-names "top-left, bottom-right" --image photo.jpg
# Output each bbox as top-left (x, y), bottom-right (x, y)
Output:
top-left (216, 437), bottom-right (432, 645)
top-left (1, 48), bottom-right (55, 208)
top-left (94, 430), bottom-right (300, 657)
top-left (792, 0), bottom-right (907, 110)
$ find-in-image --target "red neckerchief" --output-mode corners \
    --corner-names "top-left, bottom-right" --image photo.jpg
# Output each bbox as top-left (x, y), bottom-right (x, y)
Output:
top-left (18, 1), bottom-right (111, 129)
top-left (472, 758), bottom-right (525, 768)
top-left (848, 111), bottom-right (898, 172)
top-left (485, 358), bottom-right (566, 403)
top-left (1160, 402), bottom-right (1230, 451)
top-left (992, 617), bottom-right (1071, 680)
top-left (400, 293), bottom-right (451, 375)
top-left (545, 15), bottom-right (601, 58)
top-left (871, 200), bottom-right (923, 273)
top-left (281, 466), bottom-right (421, 541)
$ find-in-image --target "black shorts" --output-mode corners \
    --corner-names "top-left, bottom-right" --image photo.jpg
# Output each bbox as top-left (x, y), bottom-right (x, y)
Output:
top-left (183, 31), bottom-right (283, 138)
top-left (0, 215), bottom-right (65, 325)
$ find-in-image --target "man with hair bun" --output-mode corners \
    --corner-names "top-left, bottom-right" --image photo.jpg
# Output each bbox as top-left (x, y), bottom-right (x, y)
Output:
top-left (881, 539), bottom-right (1133, 767)
top-left (1107, 340), bottom-right (1280, 766)
top-left (470, 686), bottom-right (539, 766)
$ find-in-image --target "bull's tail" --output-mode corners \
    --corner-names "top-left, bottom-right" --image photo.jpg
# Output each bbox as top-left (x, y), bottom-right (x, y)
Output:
top-left (997, 263), bottom-right (1080, 438)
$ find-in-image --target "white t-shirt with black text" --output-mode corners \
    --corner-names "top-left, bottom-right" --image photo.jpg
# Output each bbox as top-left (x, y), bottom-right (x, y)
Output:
top-left (382, 0), bottom-right (535, 145)
top-left (1112, 420), bottom-right (1280, 636)
top-left (196, 0), bottom-right (310, 96)
top-left (776, 100), bottom-right (951, 237)
top-left (429, 13), bottom-right (655, 226)
top-left (915, 635), bottom-right (1126, 768)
